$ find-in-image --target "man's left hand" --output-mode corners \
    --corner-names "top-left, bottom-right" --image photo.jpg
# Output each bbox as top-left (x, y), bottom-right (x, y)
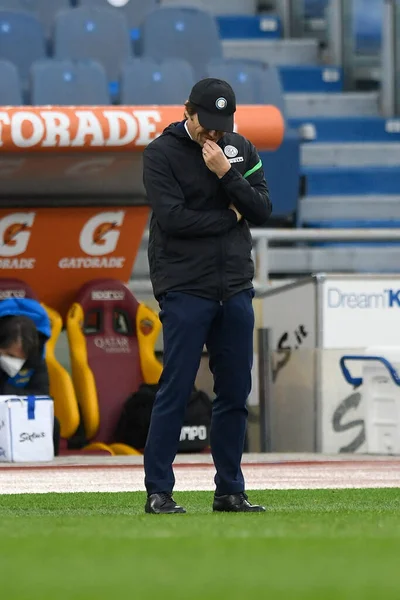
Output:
top-left (202, 140), bottom-right (231, 179)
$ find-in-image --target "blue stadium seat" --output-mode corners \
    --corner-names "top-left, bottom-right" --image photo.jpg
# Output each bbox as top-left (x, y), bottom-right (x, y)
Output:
top-left (31, 59), bottom-right (110, 105)
top-left (0, 59), bottom-right (22, 104)
top-left (206, 59), bottom-right (263, 104)
top-left (217, 15), bottom-right (282, 40)
top-left (54, 7), bottom-right (132, 84)
top-left (207, 59), bottom-right (286, 112)
top-left (120, 57), bottom-right (195, 105)
top-left (140, 6), bottom-right (222, 80)
top-left (0, 10), bottom-right (46, 91)
top-left (0, 0), bottom-right (70, 38)
top-left (77, 0), bottom-right (158, 39)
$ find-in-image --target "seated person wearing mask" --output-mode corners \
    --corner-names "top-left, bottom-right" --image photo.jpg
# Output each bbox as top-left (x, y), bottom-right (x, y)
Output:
top-left (0, 297), bottom-right (60, 455)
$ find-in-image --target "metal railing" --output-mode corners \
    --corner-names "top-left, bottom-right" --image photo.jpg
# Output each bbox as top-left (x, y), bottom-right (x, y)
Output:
top-left (130, 228), bottom-right (400, 295)
top-left (381, 0), bottom-right (399, 115)
top-left (252, 228), bottom-right (400, 289)
top-left (327, 0), bottom-right (351, 87)
top-left (269, 1), bottom-right (398, 113)
top-left (328, 0), bottom-right (399, 115)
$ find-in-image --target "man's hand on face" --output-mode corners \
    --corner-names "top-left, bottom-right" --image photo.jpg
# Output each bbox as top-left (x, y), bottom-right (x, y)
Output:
top-left (202, 140), bottom-right (231, 179)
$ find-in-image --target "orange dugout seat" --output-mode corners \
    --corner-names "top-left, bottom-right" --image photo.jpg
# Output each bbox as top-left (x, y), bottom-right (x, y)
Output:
top-left (66, 278), bottom-right (162, 455)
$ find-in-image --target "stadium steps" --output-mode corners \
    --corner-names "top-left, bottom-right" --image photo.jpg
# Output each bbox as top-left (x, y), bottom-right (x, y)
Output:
top-left (222, 38), bottom-right (319, 64)
top-left (289, 117), bottom-right (400, 142)
top-left (264, 246), bottom-right (400, 274)
top-left (159, 0), bottom-right (259, 15)
top-left (217, 14), bottom-right (282, 39)
top-left (285, 91), bottom-right (380, 117)
top-left (279, 65), bottom-right (343, 93)
top-left (301, 143), bottom-right (400, 166)
top-left (303, 166), bottom-right (400, 196)
top-left (298, 195), bottom-right (400, 224)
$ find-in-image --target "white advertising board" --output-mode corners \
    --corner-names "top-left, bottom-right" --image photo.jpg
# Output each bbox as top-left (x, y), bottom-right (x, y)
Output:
top-left (322, 278), bottom-right (400, 349)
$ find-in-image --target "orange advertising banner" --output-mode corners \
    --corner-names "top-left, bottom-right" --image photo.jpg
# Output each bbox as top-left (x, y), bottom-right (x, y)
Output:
top-left (0, 105), bottom-right (284, 153)
top-left (0, 206), bottom-right (149, 318)
top-left (0, 104), bottom-right (284, 317)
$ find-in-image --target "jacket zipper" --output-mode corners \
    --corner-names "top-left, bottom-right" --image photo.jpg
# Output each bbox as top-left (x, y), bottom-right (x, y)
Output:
top-left (219, 236), bottom-right (226, 304)
top-left (219, 237), bottom-right (224, 306)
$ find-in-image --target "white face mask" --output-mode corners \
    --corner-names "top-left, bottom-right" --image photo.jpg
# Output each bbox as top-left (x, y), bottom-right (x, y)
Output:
top-left (0, 355), bottom-right (25, 378)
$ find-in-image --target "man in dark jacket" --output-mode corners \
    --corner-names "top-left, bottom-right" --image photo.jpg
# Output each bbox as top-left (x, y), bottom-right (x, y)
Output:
top-left (143, 78), bottom-right (271, 514)
top-left (0, 298), bottom-right (60, 455)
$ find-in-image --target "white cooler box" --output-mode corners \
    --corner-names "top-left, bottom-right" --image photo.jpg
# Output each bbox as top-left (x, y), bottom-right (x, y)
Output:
top-left (0, 395), bottom-right (55, 462)
top-left (341, 347), bottom-right (400, 455)
top-left (363, 347), bottom-right (400, 455)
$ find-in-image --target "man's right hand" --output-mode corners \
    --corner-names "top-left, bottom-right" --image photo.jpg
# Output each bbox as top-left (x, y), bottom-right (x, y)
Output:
top-left (229, 204), bottom-right (243, 222)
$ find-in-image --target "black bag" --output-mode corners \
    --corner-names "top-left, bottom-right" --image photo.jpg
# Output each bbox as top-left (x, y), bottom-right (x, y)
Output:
top-left (178, 388), bottom-right (212, 453)
top-left (114, 383), bottom-right (212, 453)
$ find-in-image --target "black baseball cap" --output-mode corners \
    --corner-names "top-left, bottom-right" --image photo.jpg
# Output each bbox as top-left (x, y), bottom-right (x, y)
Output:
top-left (189, 78), bottom-right (236, 133)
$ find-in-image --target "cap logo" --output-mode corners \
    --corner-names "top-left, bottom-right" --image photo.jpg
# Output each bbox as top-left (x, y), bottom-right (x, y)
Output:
top-left (216, 97), bottom-right (227, 110)
top-left (224, 145), bottom-right (238, 158)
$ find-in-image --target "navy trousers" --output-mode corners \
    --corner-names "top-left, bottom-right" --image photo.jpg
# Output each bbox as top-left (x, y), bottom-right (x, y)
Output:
top-left (144, 290), bottom-right (254, 496)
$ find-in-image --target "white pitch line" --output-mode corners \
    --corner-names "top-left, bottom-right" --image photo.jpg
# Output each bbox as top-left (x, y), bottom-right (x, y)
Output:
top-left (1, 462), bottom-right (400, 495)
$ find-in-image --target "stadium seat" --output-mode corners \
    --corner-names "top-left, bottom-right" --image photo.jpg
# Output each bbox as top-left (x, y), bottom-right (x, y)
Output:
top-left (0, 10), bottom-right (46, 91)
top-left (0, 278), bottom-right (80, 440)
top-left (54, 6), bottom-right (132, 83)
top-left (77, 0), bottom-right (158, 38)
top-left (31, 59), bottom-right (110, 105)
top-left (140, 6), bottom-right (222, 80)
top-left (207, 59), bottom-right (263, 103)
top-left (0, 0), bottom-right (70, 39)
top-left (66, 279), bottom-right (162, 454)
top-left (120, 57), bottom-right (195, 105)
top-left (207, 58), bottom-right (286, 111)
top-left (0, 59), bottom-right (22, 104)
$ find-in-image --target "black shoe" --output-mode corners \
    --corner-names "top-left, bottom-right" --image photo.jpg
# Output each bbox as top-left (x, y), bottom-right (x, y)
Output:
top-left (213, 492), bottom-right (266, 513)
top-left (145, 492), bottom-right (186, 514)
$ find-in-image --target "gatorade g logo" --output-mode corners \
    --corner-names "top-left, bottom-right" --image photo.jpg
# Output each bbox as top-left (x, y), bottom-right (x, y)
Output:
top-left (0, 213), bottom-right (35, 257)
top-left (59, 210), bottom-right (126, 269)
top-left (79, 211), bottom-right (125, 256)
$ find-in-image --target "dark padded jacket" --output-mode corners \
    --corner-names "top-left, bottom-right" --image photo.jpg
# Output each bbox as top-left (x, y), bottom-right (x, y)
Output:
top-left (143, 121), bottom-right (272, 302)
top-left (0, 298), bottom-right (60, 454)
top-left (0, 353), bottom-right (49, 396)
top-left (0, 298), bottom-right (50, 396)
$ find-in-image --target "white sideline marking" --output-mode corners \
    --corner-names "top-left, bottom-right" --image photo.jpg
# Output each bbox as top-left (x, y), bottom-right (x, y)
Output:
top-left (1, 459), bottom-right (400, 495)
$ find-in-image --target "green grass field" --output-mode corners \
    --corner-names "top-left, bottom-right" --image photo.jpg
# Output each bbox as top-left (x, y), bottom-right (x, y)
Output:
top-left (1, 488), bottom-right (400, 599)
